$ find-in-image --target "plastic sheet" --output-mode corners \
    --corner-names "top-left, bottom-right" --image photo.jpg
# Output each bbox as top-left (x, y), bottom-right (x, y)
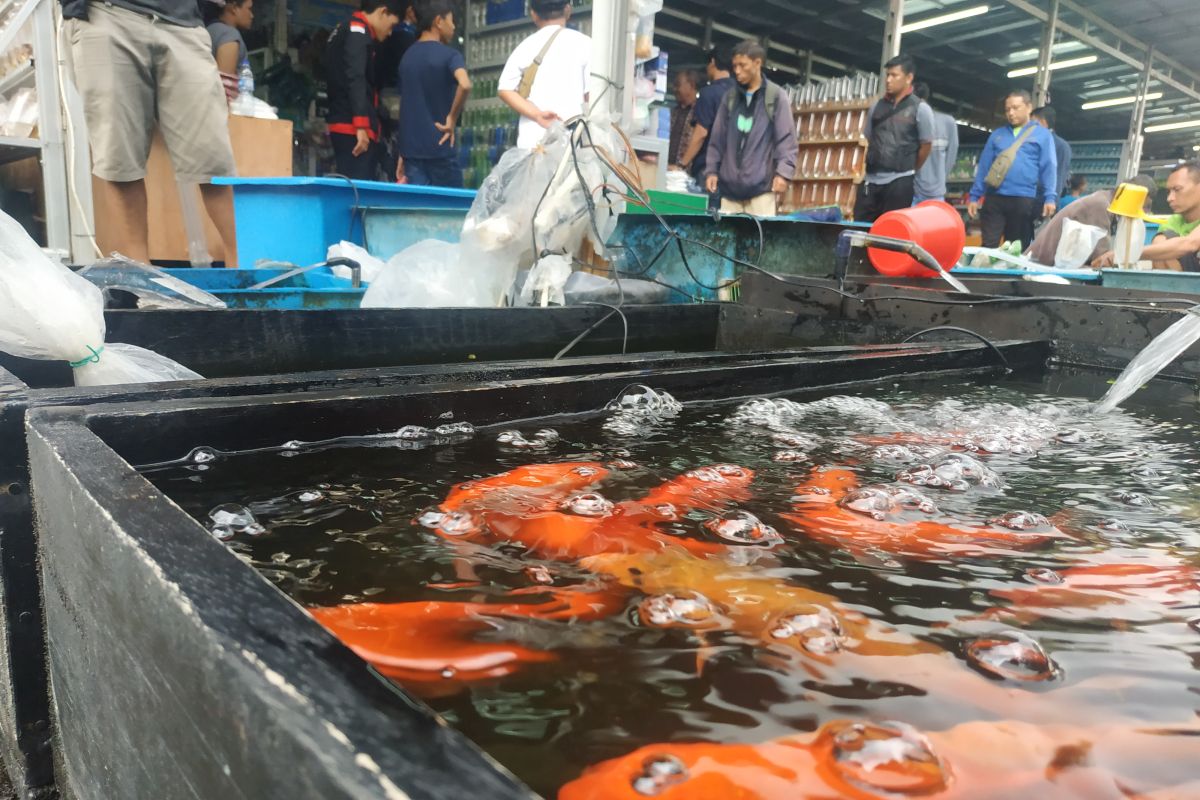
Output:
top-left (518, 255), bottom-right (572, 307)
top-left (362, 239), bottom-right (496, 308)
top-left (0, 210), bottom-right (202, 386)
top-left (562, 271), bottom-right (669, 305)
top-left (80, 256), bottom-right (227, 309)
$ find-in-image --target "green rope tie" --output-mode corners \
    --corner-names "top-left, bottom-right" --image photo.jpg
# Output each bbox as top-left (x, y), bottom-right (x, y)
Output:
top-left (68, 344), bottom-right (104, 369)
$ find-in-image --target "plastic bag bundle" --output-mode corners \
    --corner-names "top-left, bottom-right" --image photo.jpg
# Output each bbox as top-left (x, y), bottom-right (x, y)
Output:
top-left (518, 255), bottom-right (573, 307)
top-left (0, 210), bottom-right (202, 386)
top-left (532, 120), bottom-right (624, 261)
top-left (1054, 218), bottom-right (1106, 269)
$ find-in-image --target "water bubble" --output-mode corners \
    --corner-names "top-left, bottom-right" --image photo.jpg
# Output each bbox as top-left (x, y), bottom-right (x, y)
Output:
top-left (1056, 428), bottom-right (1093, 445)
top-left (685, 467), bottom-right (724, 483)
top-left (830, 721), bottom-right (949, 795)
top-left (440, 667), bottom-right (456, 679)
top-left (769, 606), bottom-right (844, 654)
top-left (1096, 518), bottom-right (1131, 534)
top-left (524, 566), bottom-right (554, 585)
top-left (772, 432), bottom-right (819, 450)
top-left (630, 754), bottom-right (689, 796)
top-left (714, 464), bottom-right (749, 479)
top-left (434, 422), bottom-right (476, 437)
top-left (604, 385), bottom-right (682, 436)
top-left (792, 486), bottom-right (832, 503)
top-left (773, 450), bottom-right (808, 463)
top-left (395, 425), bottom-right (432, 440)
top-left (1025, 567), bottom-right (1063, 584)
top-left (839, 486), bottom-right (937, 520)
top-left (704, 511), bottom-right (781, 546)
top-left (562, 492), bottom-right (614, 517)
top-left (417, 509), bottom-right (480, 538)
top-left (208, 503), bottom-right (266, 538)
top-left (897, 452), bottom-right (1002, 492)
top-left (609, 459), bottom-right (639, 470)
top-left (297, 490), bottom-right (323, 503)
top-left (653, 503), bottom-right (679, 520)
top-left (1112, 490), bottom-right (1152, 508)
top-left (281, 440), bottom-right (303, 451)
top-left (534, 428), bottom-right (560, 444)
top-left (987, 511), bottom-right (1051, 531)
top-left (187, 446), bottom-right (219, 464)
top-left (638, 592), bottom-right (719, 628)
top-left (965, 630), bottom-right (1060, 681)
top-left (871, 444), bottom-right (921, 464)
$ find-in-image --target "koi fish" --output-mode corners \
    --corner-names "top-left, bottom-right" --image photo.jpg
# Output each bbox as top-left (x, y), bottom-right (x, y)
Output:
top-left (987, 559), bottom-right (1199, 624)
top-left (559, 717), bottom-right (1200, 800)
top-left (781, 467), bottom-right (1065, 560)
top-left (310, 584), bottom-right (623, 698)
top-left (430, 462), bottom-right (754, 559)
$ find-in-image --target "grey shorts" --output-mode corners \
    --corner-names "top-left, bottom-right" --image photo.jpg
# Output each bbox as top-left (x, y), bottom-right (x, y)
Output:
top-left (66, 2), bottom-right (236, 183)
top-left (1157, 230), bottom-right (1200, 272)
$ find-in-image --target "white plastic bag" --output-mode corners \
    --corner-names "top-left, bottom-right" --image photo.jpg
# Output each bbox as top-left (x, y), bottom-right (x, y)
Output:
top-left (518, 255), bottom-right (573, 307)
top-left (0, 210), bottom-right (202, 386)
top-left (1054, 218), bottom-right (1106, 269)
top-left (361, 239), bottom-right (496, 308)
top-left (327, 240), bottom-right (386, 284)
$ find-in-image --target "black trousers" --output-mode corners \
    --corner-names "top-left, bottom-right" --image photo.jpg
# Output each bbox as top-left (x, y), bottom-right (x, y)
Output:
top-left (980, 194), bottom-right (1036, 249)
top-left (330, 132), bottom-right (382, 181)
top-left (854, 175), bottom-right (914, 224)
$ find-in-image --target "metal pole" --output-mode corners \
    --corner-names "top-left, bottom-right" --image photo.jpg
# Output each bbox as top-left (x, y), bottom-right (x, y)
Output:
top-left (589, 0), bottom-right (632, 124)
top-left (1033, 0), bottom-right (1059, 106)
top-left (880, 0), bottom-right (904, 74)
top-left (32, 0), bottom-right (70, 257)
top-left (1120, 47), bottom-right (1154, 181)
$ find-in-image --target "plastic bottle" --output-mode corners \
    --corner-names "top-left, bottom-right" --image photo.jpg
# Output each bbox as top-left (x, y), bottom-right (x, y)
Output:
top-left (235, 59), bottom-right (254, 115)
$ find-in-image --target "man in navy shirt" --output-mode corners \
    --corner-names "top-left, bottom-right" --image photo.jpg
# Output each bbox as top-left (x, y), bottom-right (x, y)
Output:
top-left (676, 43), bottom-right (736, 183)
top-left (395, 0), bottom-right (471, 186)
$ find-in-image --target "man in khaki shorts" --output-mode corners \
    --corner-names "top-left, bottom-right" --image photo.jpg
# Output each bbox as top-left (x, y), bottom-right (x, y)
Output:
top-left (63, 0), bottom-right (239, 265)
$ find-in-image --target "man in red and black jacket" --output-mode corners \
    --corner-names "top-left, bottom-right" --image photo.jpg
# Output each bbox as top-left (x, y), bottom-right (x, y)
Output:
top-left (325, 0), bottom-right (403, 180)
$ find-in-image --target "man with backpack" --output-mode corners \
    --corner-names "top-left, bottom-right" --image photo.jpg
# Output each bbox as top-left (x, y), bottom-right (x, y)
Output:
top-left (703, 40), bottom-right (798, 217)
top-left (967, 90), bottom-right (1058, 249)
top-left (855, 54), bottom-right (935, 222)
top-left (497, 0), bottom-right (590, 149)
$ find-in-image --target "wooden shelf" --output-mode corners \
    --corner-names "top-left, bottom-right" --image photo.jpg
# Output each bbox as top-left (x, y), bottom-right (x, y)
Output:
top-left (793, 100), bottom-right (874, 114)
top-left (796, 136), bottom-right (867, 146)
top-left (793, 173), bottom-right (864, 183)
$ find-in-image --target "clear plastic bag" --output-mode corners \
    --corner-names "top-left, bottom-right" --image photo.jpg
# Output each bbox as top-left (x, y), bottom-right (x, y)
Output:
top-left (80, 255), bottom-right (227, 309)
top-left (1054, 218), bottom-right (1107, 269)
top-left (327, 240), bottom-right (386, 284)
top-left (518, 255), bottom-right (572, 307)
top-left (0, 210), bottom-right (202, 386)
top-left (361, 239), bottom-right (495, 308)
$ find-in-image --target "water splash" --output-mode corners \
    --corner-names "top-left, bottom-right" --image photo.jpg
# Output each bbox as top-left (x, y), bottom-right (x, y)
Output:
top-left (1096, 307), bottom-right (1200, 413)
top-left (208, 503), bottom-right (267, 539)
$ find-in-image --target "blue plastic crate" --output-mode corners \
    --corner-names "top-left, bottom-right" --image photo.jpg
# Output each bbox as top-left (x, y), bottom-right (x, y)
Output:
top-left (485, 0), bottom-right (525, 24)
top-left (213, 177), bottom-right (475, 267)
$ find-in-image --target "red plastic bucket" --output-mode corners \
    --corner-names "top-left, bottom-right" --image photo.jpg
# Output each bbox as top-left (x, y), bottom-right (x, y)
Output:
top-left (867, 200), bottom-right (966, 278)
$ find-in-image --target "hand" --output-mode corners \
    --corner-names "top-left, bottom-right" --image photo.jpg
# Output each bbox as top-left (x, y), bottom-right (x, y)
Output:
top-left (395, 156), bottom-right (407, 184)
top-left (967, 200), bottom-right (979, 219)
top-left (535, 109), bottom-right (560, 129)
top-left (705, 174), bottom-right (719, 194)
top-left (772, 175), bottom-right (789, 195)
top-left (352, 129), bottom-right (370, 157)
top-left (1092, 250), bottom-right (1116, 269)
top-left (1042, 202), bottom-right (1056, 219)
top-left (436, 115), bottom-right (456, 146)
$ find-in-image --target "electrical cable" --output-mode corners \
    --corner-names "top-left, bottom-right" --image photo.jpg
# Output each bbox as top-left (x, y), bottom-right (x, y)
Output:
top-left (325, 173), bottom-right (361, 242)
top-left (902, 326), bottom-right (1011, 372)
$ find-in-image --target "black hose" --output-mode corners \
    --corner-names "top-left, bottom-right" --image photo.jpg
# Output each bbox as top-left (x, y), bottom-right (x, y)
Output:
top-left (903, 326), bottom-right (1011, 372)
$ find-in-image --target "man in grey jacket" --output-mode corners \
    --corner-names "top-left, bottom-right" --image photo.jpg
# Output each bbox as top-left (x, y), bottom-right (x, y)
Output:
top-left (704, 40), bottom-right (798, 217)
top-left (913, 82), bottom-right (958, 203)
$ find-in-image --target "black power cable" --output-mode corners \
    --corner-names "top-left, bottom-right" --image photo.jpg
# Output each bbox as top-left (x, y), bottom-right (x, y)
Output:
top-left (902, 326), bottom-right (1011, 372)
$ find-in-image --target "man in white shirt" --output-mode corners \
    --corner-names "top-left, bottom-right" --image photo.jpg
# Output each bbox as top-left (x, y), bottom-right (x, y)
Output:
top-left (497, 0), bottom-right (590, 149)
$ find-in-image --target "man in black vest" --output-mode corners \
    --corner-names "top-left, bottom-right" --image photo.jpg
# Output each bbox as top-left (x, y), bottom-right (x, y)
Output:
top-left (854, 54), bottom-right (934, 223)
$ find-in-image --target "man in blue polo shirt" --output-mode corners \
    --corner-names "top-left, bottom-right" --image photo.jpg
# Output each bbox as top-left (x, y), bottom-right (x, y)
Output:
top-left (967, 90), bottom-right (1057, 248)
top-left (395, 0), bottom-right (471, 186)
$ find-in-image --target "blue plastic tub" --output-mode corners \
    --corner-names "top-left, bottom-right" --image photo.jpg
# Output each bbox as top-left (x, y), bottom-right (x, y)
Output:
top-left (213, 177), bottom-right (475, 268)
top-left (1101, 268), bottom-right (1200, 294)
top-left (161, 267), bottom-right (365, 309)
top-left (361, 206), bottom-right (467, 260)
